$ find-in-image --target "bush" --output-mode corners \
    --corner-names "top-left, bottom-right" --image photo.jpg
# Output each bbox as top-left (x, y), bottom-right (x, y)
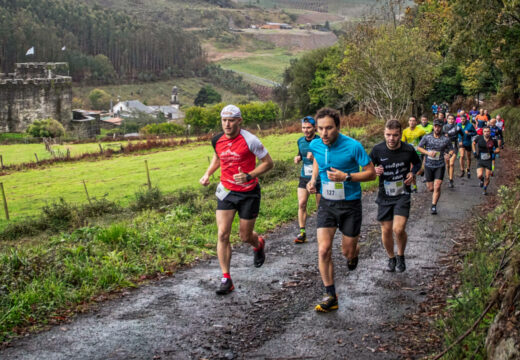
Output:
top-left (140, 123), bottom-right (185, 136)
top-left (26, 118), bottom-right (65, 138)
top-left (194, 85), bottom-right (222, 106)
top-left (131, 187), bottom-right (164, 211)
top-left (88, 88), bottom-right (111, 110)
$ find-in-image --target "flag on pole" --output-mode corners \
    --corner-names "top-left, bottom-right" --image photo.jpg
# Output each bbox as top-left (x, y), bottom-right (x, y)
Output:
top-left (25, 47), bottom-right (34, 56)
top-left (61, 46), bottom-right (66, 51)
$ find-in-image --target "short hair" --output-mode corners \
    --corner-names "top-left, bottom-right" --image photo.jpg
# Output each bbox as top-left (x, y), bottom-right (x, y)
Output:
top-left (482, 126), bottom-right (490, 130)
top-left (385, 119), bottom-right (402, 131)
top-left (447, 114), bottom-right (455, 119)
top-left (409, 116), bottom-right (417, 121)
top-left (420, 115), bottom-right (428, 120)
top-left (315, 107), bottom-right (340, 127)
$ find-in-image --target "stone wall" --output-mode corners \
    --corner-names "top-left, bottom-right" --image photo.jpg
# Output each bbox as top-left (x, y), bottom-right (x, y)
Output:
top-left (0, 63), bottom-right (72, 132)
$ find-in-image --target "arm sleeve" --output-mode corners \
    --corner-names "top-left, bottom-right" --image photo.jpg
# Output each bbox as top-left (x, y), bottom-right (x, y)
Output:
top-left (242, 130), bottom-right (269, 159)
top-left (369, 148), bottom-right (379, 166)
top-left (418, 136), bottom-right (427, 148)
top-left (355, 142), bottom-right (372, 167)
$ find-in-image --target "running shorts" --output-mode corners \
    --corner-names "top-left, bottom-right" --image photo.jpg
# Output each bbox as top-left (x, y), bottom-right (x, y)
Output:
top-left (217, 185), bottom-right (261, 220)
top-left (477, 159), bottom-right (493, 171)
top-left (424, 166), bottom-right (445, 182)
top-left (317, 199), bottom-right (362, 237)
top-left (376, 196), bottom-right (411, 222)
top-left (298, 177), bottom-right (321, 192)
top-left (463, 144), bottom-right (472, 152)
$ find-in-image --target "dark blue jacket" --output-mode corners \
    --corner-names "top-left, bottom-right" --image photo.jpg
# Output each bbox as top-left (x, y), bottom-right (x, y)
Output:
top-left (458, 122), bottom-right (477, 146)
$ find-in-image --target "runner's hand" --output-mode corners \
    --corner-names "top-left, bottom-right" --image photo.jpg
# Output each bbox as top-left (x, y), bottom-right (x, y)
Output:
top-left (199, 174), bottom-right (210, 186)
top-left (294, 155), bottom-right (301, 164)
top-left (306, 180), bottom-right (316, 194)
top-left (404, 172), bottom-right (414, 185)
top-left (234, 167), bottom-right (248, 184)
top-left (444, 153), bottom-right (451, 161)
top-left (327, 167), bottom-right (346, 182)
top-left (429, 151), bottom-right (437, 158)
top-left (306, 152), bottom-right (314, 161)
top-left (375, 165), bottom-right (384, 176)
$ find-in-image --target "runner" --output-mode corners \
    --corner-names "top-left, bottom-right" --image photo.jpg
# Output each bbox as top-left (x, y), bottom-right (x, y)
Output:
top-left (442, 114), bottom-right (462, 188)
top-left (469, 106), bottom-right (479, 123)
top-left (417, 119), bottom-right (455, 215)
top-left (417, 115), bottom-right (433, 134)
top-left (496, 114), bottom-right (505, 148)
top-left (306, 107), bottom-right (376, 312)
top-left (370, 120), bottom-right (422, 272)
top-left (457, 114), bottom-right (477, 179)
top-left (431, 102), bottom-right (438, 117)
top-left (401, 116), bottom-right (426, 192)
top-left (475, 109), bottom-right (488, 130)
top-left (488, 118), bottom-right (503, 174)
top-left (294, 116), bottom-right (321, 244)
top-left (441, 101), bottom-right (449, 116)
top-left (199, 104), bottom-right (274, 295)
top-left (473, 126), bottom-right (500, 195)
top-left (437, 112), bottom-right (446, 124)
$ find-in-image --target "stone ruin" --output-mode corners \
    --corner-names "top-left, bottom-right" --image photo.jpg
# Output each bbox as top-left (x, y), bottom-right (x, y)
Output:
top-left (0, 62), bottom-right (72, 133)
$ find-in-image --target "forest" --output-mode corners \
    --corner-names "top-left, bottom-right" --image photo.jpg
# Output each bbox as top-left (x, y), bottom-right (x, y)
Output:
top-left (0, 0), bottom-right (206, 82)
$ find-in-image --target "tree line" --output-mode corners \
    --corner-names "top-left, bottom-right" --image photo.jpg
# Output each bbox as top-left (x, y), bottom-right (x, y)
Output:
top-left (0, 0), bottom-right (205, 82)
top-left (274, 0), bottom-right (520, 119)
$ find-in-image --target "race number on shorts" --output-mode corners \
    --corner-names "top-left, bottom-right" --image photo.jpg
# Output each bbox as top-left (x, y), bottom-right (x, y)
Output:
top-left (322, 181), bottom-right (345, 200)
top-left (480, 152), bottom-right (491, 160)
top-left (215, 182), bottom-right (231, 201)
top-left (384, 180), bottom-right (405, 196)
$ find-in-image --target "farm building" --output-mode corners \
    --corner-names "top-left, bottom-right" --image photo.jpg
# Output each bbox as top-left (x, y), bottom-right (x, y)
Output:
top-left (260, 22), bottom-right (292, 30)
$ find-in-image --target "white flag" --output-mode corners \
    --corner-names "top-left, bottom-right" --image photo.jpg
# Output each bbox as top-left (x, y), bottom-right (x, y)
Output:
top-left (25, 46), bottom-right (34, 56)
top-left (61, 46), bottom-right (66, 51)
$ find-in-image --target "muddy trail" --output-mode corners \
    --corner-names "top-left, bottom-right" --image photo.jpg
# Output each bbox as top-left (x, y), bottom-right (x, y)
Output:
top-left (1, 161), bottom-right (500, 359)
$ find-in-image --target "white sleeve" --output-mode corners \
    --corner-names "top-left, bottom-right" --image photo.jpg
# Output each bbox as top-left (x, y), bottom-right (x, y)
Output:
top-left (241, 129), bottom-right (269, 159)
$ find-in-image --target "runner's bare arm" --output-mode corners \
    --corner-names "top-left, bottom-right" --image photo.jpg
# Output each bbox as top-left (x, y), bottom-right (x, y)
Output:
top-left (306, 158), bottom-right (319, 194)
top-left (234, 154), bottom-right (274, 184)
top-left (199, 154), bottom-right (220, 186)
top-left (350, 162), bottom-right (376, 182)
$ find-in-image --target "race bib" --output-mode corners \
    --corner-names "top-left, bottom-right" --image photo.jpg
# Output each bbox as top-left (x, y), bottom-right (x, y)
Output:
top-left (322, 181), bottom-right (345, 200)
top-left (303, 164), bottom-right (313, 176)
top-left (480, 152), bottom-right (491, 160)
top-left (428, 151), bottom-right (440, 160)
top-left (384, 180), bottom-right (405, 196)
top-left (215, 182), bottom-right (231, 201)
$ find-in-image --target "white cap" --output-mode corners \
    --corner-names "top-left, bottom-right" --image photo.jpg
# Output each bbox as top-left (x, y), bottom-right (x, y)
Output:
top-left (220, 104), bottom-right (242, 118)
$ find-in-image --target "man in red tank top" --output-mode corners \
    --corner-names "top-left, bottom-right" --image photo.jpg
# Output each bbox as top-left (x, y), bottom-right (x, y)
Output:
top-left (200, 105), bottom-right (274, 295)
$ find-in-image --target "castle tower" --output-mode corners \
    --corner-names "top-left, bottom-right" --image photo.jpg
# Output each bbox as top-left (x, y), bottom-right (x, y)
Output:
top-left (171, 86), bottom-right (180, 109)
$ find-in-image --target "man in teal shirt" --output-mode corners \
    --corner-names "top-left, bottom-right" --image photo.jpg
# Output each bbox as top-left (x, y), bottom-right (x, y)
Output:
top-left (307, 107), bottom-right (376, 312)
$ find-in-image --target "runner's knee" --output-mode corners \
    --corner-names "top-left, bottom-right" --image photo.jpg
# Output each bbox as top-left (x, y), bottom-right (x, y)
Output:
top-left (393, 227), bottom-right (406, 239)
top-left (318, 245), bottom-right (332, 260)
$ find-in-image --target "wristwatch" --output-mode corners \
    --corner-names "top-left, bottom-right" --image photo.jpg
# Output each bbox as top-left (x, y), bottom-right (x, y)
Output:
top-left (344, 173), bottom-right (352, 182)
top-left (246, 173), bottom-right (254, 182)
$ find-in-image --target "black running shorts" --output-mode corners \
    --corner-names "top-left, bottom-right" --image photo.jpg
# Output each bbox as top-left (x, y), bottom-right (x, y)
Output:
top-left (317, 199), bottom-right (362, 237)
top-left (376, 196), bottom-right (411, 222)
top-left (477, 159), bottom-right (493, 171)
top-left (217, 185), bottom-right (261, 220)
top-left (298, 177), bottom-right (321, 192)
top-left (462, 144), bottom-right (472, 152)
top-left (424, 166), bottom-right (445, 182)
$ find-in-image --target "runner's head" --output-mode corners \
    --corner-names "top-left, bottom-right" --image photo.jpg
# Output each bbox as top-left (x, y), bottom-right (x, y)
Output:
top-left (384, 119), bottom-right (402, 150)
top-left (482, 126), bottom-right (491, 138)
top-left (220, 104), bottom-right (242, 138)
top-left (472, 106), bottom-right (476, 111)
top-left (480, 108), bottom-right (484, 115)
top-left (438, 112), bottom-right (445, 120)
top-left (496, 114), bottom-right (502, 121)
top-left (301, 116), bottom-right (316, 139)
top-left (489, 118), bottom-right (496, 127)
top-left (460, 113), bottom-right (468, 124)
top-left (447, 114), bottom-right (455, 124)
top-left (420, 115), bottom-right (428, 127)
top-left (408, 116), bottom-right (417, 129)
top-left (484, 109), bottom-right (488, 115)
top-left (315, 107), bottom-right (340, 146)
top-left (433, 119), bottom-right (443, 136)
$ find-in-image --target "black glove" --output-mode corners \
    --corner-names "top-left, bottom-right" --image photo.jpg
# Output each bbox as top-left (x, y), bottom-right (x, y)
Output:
top-left (473, 152), bottom-right (478, 159)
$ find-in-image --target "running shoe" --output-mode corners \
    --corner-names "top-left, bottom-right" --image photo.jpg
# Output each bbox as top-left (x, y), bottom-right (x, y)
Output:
top-left (315, 294), bottom-right (338, 313)
top-left (459, 170), bottom-right (465, 178)
top-left (216, 277), bottom-right (234, 295)
top-left (396, 255), bottom-right (406, 272)
top-left (483, 189), bottom-right (488, 196)
top-left (387, 257), bottom-right (396, 272)
top-left (479, 179), bottom-right (484, 188)
top-left (449, 179), bottom-right (454, 188)
top-left (347, 256), bottom-right (359, 271)
top-left (411, 185), bottom-right (418, 193)
top-left (422, 178), bottom-right (427, 183)
top-left (294, 232), bottom-right (307, 244)
top-left (467, 170), bottom-right (471, 179)
top-left (431, 205), bottom-right (437, 215)
top-left (253, 237), bottom-right (266, 268)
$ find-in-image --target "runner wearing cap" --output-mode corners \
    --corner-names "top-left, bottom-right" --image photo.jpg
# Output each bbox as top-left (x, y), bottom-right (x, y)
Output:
top-left (473, 126), bottom-right (500, 195)
top-left (294, 116), bottom-right (321, 243)
top-left (417, 119), bottom-right (455, 215)
top-left (200, 104), bottom-right (274, 295)
top-left (307, 107), bottom-right (376, 312)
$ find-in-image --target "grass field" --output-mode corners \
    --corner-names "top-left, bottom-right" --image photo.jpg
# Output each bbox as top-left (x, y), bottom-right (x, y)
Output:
top-left (218, 48), bottom-right (299, 83)
top-left (72, 78), bottom-right (255, 110)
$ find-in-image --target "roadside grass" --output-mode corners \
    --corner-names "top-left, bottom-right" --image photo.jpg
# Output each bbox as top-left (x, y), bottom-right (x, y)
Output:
top-left (72, 78), bottom-right (254, 109)
top-left (436, 181), bottom-right (520, 359)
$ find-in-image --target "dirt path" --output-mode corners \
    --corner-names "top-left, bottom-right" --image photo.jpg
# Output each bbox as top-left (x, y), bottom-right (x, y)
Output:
top-left (1, 161), bottom-right (499, 359)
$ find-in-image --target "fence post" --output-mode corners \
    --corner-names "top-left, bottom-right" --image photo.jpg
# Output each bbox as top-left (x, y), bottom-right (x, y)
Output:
top-left (0, 182), bottom-right (9, 220)
top-left (0, 155), bottom-right (3, 169)
top-left (82, 180), bottom-right (92, 205)
top-left (34, 153), bottom-right (39, 163)
top-left (144, 160), bottom-right (152, 189)
top-left (98, 143), bottom-right (103, 154)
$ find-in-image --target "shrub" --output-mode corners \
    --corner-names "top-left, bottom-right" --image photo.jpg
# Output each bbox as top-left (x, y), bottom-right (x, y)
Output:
top-left (131, 186), bottom-right (164, 211)
top-left (26, 118), bottom-right (65, 138)
top-left (194, 85), bottom-right (222, 106)
top-left (88, 88), bottom-right (111, 110)
top-left (140, 123), bottom-right (185, 136)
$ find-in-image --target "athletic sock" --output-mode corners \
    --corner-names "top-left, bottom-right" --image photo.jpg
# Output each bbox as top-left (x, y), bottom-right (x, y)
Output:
top-left (254, 237), bottom-right (264, 251)
top-left (300, 227), bottom-right (306, 234)
top-left (223, 273), bottom-right (231, 279)
top-left (325, 285), bottom-right (336, 297)
top-left (483, 186), bottom-right (487, 190)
